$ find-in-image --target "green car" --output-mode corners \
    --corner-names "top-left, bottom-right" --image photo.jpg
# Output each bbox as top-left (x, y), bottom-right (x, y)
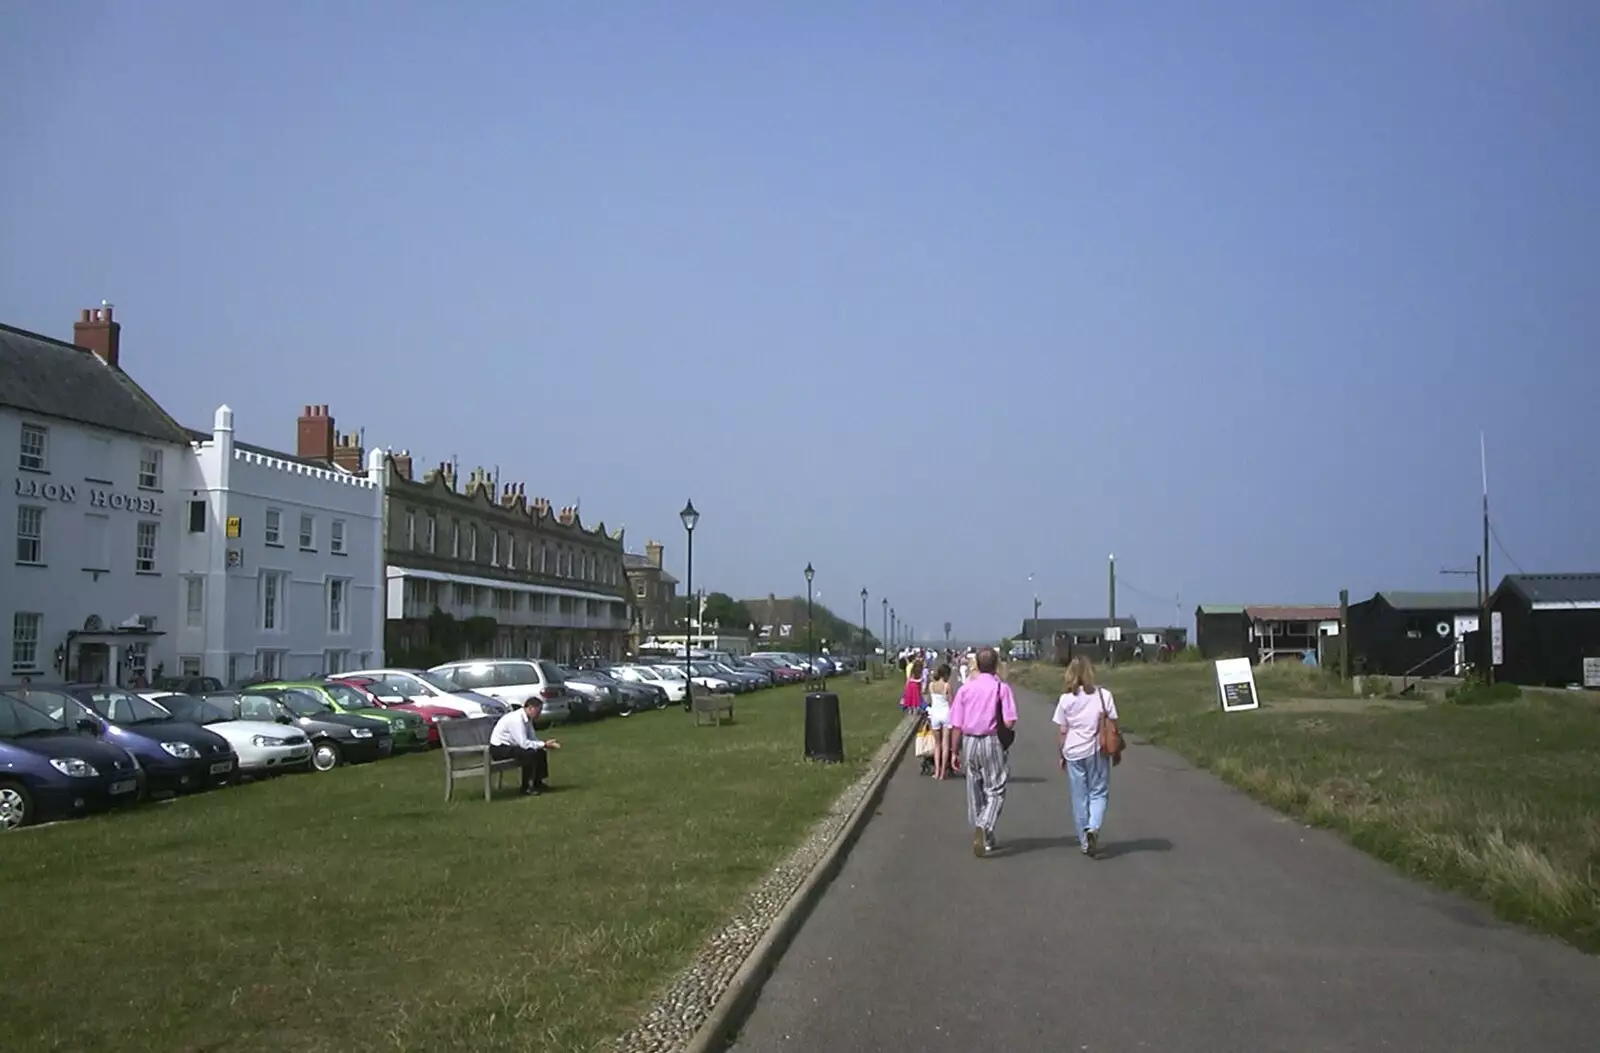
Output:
top-left (257, 681), bottom-right (429, 752)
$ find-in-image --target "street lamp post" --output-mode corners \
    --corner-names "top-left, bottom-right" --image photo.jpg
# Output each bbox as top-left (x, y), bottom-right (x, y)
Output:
top-left (804, 562), bottom-right (816, 688)
top-left (859, 588), bottom-right (869, 676)
top-left (891, 608), bottom-right (897, 654)
top-left (881, 598), bottom-right (888, 662)
top-left (679, 500), bottom-right (699, 710)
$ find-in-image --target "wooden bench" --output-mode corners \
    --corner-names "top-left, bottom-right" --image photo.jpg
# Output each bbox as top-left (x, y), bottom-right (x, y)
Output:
top-left (439, 716), bottom-right (520, 802)
top-left (692, 691), bottom-right (734, 727)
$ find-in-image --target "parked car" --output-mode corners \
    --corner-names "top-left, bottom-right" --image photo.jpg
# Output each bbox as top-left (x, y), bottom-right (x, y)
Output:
top-left (337, 667), bottom-right (511, 717)
top-left (144, 692), bottom-right (312, 776)
top-left (151, 675), bottom-right (225, 695)
top-left (611, 664), bottom-right (687, 705)
top-left (326, 678), bottom-right (465, 746)
top-left (212, 688), bottom-right (393, 772)
top-left (254, 680), bottom-right (428, 751)
top-left (8, 684), bottom-right (239, 797)
top-left (574, 667), bottom-right (660, 715)
top-left (686, 663), bottom-right (735, 695)
top-left (558, 667), bottom-right (622, 720)
top-left (708, 662), bottom-right (767, 692)
top-left (0, 691), bottom-right (143, 829)
top-left (426, 660), bottom-right (573, 726)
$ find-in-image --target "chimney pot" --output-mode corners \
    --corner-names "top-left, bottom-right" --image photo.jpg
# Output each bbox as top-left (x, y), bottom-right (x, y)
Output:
top-left (296, 403), bottom-right (337, 462)
top-left (72, 303), bottom-right (123, 368)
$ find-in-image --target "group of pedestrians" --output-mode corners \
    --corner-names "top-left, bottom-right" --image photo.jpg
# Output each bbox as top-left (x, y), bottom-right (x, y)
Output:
top-left (911, 646), bottom-right (1122, 859)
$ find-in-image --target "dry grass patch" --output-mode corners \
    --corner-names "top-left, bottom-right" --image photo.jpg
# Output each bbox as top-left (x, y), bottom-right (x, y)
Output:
top-left (1011, 660), bottom-right (1600, 952)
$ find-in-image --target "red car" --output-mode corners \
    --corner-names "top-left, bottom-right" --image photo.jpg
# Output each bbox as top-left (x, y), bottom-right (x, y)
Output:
top-left (326, 677), bottom-right (466, 746)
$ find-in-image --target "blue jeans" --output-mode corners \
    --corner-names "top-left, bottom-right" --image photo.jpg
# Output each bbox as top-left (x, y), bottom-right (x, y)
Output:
top-left (1065, 753), bottom-right (1110, 846)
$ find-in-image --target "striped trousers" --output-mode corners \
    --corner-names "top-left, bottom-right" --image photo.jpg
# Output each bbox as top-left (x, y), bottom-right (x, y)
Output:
top-left (962, 733), bottom-right (1009, 834)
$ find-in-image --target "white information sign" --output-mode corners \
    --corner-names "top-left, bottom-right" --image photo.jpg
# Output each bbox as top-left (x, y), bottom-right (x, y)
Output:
top-left (1215, 658), bottom-right (1260, 713)
top-left (1583, 658), bottom-right (1600, 689)
top-left (1104, 626), bottom-right (1123, 643)
top-left (1491, 611), bottom-right (1504, 666)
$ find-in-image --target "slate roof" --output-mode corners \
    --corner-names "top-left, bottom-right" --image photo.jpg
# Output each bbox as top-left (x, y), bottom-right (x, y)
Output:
top-left (1245, 605), bottom-right (1341, 622)
top-left (182, 427), bottom-right (334, 470)
top-left (1500, 573), bottom-right (1600, 606)
top-left (623, 551), bottom-right (678, 585)
top-left (1020, 617), bottom-right (1140, 637)
top-left (1196, 604), bottom-right (1246, 615)
top-left (1376, 591), bottom-right (1480, 611)
top-left (0, 322), bottom-right (189, 444)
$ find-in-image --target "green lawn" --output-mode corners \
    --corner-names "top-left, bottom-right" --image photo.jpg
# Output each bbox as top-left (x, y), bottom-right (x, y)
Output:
top-left (1013, 660), bottom-right (1600, 953)
top-left (0, 677), bottom-right (905, 1053)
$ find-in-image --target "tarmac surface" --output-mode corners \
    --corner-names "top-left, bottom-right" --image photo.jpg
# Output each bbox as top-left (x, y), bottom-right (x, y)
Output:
top-left (728, 684), bottom-right (1600, 1052)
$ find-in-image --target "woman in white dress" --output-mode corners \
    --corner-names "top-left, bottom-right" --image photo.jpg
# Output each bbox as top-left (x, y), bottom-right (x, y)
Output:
top-left (925, 663), bottom-right (955, 779)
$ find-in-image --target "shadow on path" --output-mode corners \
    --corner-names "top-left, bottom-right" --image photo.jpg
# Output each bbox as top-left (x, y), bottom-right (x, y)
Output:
top-left (1097, 836), bottom-right (1174, 858)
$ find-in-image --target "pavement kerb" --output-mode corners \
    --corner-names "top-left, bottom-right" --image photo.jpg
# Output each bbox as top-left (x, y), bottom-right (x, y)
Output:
top-left (680, 710), bottom-right (920, 1053)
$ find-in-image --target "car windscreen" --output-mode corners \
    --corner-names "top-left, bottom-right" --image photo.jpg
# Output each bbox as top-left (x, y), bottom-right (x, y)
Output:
top-left (83, 688), bottom-right (173, 724)
top-left (154, 694), bottom-right (229, 724)
top-left (0, 693), bottom-right (68, 737)
top-left (690, 664), bottom-right (720, 676)
top-left (278, 687), bottom-right (333, 717)
top-left (321, 683), bottom-right (376, 710)
top-left (537, 661), bottom-right (566, 683)
top-left (415, 671), bottom-right (460, 693)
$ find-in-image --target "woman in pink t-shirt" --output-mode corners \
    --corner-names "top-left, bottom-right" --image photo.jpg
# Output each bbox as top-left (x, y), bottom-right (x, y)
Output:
top-left (1050, 656), bottom-right (1118, 858)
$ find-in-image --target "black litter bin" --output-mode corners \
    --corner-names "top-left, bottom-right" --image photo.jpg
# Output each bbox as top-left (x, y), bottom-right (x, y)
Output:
top-left (804, 690), bottom-right (844, 763)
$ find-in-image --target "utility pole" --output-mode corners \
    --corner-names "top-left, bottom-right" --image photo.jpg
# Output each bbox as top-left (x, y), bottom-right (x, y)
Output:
top-left (1481, 433), bottom-right (1493, 685)
top-left (1339, 588), bottom-right (1350, 681)
top-left (1108, 553), bottom-right (1117, 667)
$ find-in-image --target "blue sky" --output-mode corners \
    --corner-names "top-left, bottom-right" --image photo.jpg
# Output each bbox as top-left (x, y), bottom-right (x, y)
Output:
top-left (3, 1), bottom-right (1596, 641)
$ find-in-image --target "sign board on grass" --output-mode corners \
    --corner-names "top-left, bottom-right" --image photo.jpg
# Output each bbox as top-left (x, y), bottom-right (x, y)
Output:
top-left (1105, 626), bottom-right (1123, 643)
top-left (1583, 657), bottom-right (1600, 689)
top-left (1491, 611), bottom-right (1504, 666)
top-left (1215, 657), bottom-right (1260, 713)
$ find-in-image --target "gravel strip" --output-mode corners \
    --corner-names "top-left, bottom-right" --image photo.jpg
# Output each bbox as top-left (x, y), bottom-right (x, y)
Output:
top-left (609, 714), bottom-right (915, 1053)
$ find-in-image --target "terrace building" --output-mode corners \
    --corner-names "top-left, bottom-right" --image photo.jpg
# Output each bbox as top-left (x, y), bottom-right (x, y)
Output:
top-left (375, 450), bottom-right (631, 665)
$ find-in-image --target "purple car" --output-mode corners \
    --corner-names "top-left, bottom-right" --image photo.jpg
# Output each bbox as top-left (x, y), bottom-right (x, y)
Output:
top-left (0, 692), bottom-right (144, 829)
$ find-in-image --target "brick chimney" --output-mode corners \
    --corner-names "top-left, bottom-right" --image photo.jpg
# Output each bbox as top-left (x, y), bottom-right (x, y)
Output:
top-left (645, 540), bottom-right (664, 569)
top-left (390, 450), bottom-right (413, 481)
top-left (73, 303), bottom-right (122, 368)
top-left (332, 431), bottom-right (365, 475)
top-left (296, 405), bottom-right (336, 462)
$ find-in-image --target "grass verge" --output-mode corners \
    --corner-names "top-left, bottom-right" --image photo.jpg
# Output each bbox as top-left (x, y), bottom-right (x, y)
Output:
top-left (0, 677), bottom-right (905, 1052)
top-left (1013, 661), bottom-right (1600, 953)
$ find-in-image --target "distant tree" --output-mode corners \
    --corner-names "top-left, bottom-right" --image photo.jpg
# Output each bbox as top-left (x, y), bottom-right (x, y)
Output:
top-left (701, 592), bottom-right (754, 632)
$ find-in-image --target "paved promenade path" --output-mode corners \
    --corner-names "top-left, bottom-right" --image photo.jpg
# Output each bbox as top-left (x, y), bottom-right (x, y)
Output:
top-left (730, 685), bottom-right (1600, 1052)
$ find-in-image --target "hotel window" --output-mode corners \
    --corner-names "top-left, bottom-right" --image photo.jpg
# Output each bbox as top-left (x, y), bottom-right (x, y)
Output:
top-left (179, 656), bottom-right (203, 677)
top-left (490, 530), bottom-right (499, 567)
top-left (185, 576), bottom-right (205, 627)
top-left (18, 423), bottom-right (47, 471)
top-left (16, 505), bottom-right (44, 564)
top-left (265, 508), bottom-right (283, 546)
top-left (327, 578), bottom-right (349, 634)
top-left (256, 649), bottom-right (285, 680)
top-left (135, 521), bottom-right (159, 572)
top-left (469, 525), bottom-right (479, 562)
top-left (325, 649), bottom-right (349, 673)
top-left (11, 612), bottom-right (41, 673)
top-left (299, 513), bottom-right (316, 551)
top-left (406, 510), bottom-right (416, 551)
top-left (188, 500), bottom-right (207, 533)
top-left (138, 447), bottom-right (163, 489)
top-left (451, 520), bottom-right (461, 558)
top-left (506, 533), bottom-right (516, 570)
top-left (539, 542), bottom-right (548, 574)
top-left (331, 519), bottom-right (347, 555)
top-left (426, 514), bottom-right (437, 553)
top-left (261, 571), bottom-right (287, 631)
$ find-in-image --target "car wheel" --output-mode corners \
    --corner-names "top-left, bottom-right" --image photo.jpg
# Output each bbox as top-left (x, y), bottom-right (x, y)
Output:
top-left (0, 780), bottom-right (34, 829)
top-left (311, 740), bottom-right (343, 772)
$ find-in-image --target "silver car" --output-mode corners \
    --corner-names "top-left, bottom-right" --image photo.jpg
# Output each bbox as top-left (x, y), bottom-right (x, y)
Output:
top-left (427, 659), bottom-right (574, 727)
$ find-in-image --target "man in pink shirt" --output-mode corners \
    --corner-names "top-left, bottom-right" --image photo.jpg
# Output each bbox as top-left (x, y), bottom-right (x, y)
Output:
top-left (946, 647), bottom-right (1018, 857)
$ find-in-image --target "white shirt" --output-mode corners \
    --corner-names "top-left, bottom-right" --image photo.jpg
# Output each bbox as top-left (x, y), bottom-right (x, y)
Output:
top-left (489, 709), bottom-right (545, 750)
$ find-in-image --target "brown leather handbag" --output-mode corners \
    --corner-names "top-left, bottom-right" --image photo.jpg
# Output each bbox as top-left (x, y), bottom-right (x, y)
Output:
top-left (1097, 688), bottom-right (1125, 766)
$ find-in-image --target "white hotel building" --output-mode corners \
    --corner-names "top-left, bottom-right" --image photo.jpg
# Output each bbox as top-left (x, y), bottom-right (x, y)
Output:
top-left (2, 309), bottom-right (192, 684)
top-left (2, 306), bottom-right (385, 687)
top-left (178, 406), bottom-right (385, 684)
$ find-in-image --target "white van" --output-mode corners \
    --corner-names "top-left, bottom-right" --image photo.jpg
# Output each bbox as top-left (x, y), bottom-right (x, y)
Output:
top-left (428, 659), bottom-right (574, 726)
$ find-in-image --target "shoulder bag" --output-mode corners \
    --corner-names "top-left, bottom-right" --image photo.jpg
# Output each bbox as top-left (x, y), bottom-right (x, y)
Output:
top-left (994, 679), bottom-right (1016, 751)
top-left (1097, 688), bottom-right (1125, 766)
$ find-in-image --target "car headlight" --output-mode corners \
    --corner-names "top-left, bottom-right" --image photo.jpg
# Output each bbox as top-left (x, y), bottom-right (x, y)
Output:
top-left (250, 735), bottom-right (288, 747)
top-left (49, 757), bottom-right (100, 778)
top-left (349, 728), bottom-right (374, 739)
top-left (161, 742), bottom-right (200, 759)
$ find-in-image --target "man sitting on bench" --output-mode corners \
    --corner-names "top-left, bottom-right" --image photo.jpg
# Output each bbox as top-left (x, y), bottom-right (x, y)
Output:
top-left (489, 698), bottom-right (562, 796)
